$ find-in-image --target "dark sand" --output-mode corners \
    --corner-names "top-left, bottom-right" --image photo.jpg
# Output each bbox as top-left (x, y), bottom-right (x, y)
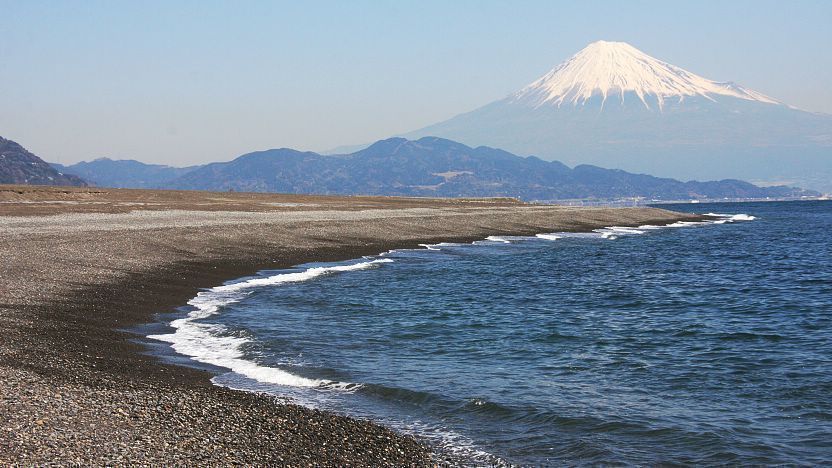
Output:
top-left (0, 185), bottom-right (701, 465)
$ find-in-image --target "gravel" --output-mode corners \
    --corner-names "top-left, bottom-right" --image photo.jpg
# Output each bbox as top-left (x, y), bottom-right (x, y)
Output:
top-left (0, 186), bottom-right (700, 465)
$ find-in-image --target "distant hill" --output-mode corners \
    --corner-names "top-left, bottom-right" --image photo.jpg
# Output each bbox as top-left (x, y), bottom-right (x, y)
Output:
top-left (167, 137), bottom-right (815, 201)
top-left (0, 137), bottom-right (87, 187)
top-left (53, 158), bottom-right (201, 189)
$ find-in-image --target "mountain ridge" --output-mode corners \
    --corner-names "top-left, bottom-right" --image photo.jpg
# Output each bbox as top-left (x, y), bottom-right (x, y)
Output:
top-left (52, 158), bottom-right (202, 189)
top-left (0, 137), bottom-right (87, 187)
top-left (137, 136), bottom-right (817, 200)
top-left (7, 133), bottom-right (818, 200)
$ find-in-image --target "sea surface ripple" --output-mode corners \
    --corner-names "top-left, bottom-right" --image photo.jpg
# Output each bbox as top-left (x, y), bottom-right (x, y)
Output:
top-left (150, 201), bottom-right (832, 465)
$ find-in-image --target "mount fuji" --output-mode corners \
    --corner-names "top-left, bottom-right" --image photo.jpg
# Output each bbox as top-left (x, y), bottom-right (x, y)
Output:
top-left (403, 41), bottom-right (832, 192)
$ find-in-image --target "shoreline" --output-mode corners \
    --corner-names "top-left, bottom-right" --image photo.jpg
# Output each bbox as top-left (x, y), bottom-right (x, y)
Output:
top-left (0, 185), bottom-right (703, 465)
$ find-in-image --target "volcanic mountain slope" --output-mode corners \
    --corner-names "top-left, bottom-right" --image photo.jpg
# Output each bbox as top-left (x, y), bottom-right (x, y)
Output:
top-left (404, 41), bottom-right (832, 192)
top-left (510, 40), bottom-right (778, 109)
top-left (0, 137), bottom-right (86, 187)
top-left (166, 137), bottom-right (814, 201)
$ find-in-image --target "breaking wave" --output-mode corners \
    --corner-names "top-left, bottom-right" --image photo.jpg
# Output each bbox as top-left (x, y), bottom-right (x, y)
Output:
top-left (148, 259), bottom-right (392, 390)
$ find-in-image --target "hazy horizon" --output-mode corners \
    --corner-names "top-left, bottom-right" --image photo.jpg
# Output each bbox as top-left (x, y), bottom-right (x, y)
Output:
top-left (2, 0), bottom-right (831, 166)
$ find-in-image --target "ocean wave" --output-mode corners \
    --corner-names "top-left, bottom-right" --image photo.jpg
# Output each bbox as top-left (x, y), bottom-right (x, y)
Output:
top-left (705, 213), bottom-right (757, 222)
top-left (418, 242), bottom-right (462, 251)
top-left (147, 209), bottom-right (764, 465)
top-left (148, 258), bottom-right (392, 390)
top-left (532, 212), bottom-right (755, 243)
top-left (544, 232), bottom-right (604, 240)
top-left (718, 331), bottom-right (784, 342)
top-left (435, 213), bottom-right (755, 250)
top-left (400, 420), bottom-right (502, 465)
top-left (594, 226), bottom-right (648, 239)
top-left (213, 258), bottom-right (392, 294)
top-left (666, 220), bottom-right (711, 228)
top-left (536, 233), bottom-right (563, 241)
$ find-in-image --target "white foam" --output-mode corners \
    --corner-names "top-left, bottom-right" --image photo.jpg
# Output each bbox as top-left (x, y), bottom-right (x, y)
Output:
top-left (150, 218), bottom-right (749, 464)
top-left (549, 231), bottom-right (604, 239)
top-left (611, 226), bottom-right (647, 234)
top-left (593, 226), bottom-right (648, 239)
top-left (149, 258), bottom-right (392, 390)
top-left (666, 220), bottom-right (709, 228)
top-left (535, 233), bottom-right (562, 241)
top-left (610, 227), bottom-right (646, 235)
top-left (213, 259), bottom-right (392, 294)
top-left (534, 214), bottom-right (745, 243)
top-left (705, 213), bottom-right (757, 222)
top-left (418, 242), bottom-right (461, 251)
top-left (400, 420), bottom-right (501, 465)
top-left (152, 212), bottom-right (750, 393)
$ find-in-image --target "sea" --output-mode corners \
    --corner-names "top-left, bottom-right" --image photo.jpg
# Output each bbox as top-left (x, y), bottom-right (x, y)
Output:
top-left (147, 201), bottom-right (831, 465)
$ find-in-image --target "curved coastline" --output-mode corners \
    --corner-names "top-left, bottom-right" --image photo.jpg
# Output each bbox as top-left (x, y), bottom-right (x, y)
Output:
top-left (0, 185), bottom-right (704, 465)
top-left (149, 214), bottom-right (746, 463)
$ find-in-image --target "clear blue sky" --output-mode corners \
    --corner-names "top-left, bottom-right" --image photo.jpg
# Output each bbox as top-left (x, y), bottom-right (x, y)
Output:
top-left (2, 0), bottom-right (830, 165)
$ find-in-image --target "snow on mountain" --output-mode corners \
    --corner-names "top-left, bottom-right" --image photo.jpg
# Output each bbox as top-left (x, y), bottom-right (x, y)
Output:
top-left (512, 40), bottom-right (780, 110)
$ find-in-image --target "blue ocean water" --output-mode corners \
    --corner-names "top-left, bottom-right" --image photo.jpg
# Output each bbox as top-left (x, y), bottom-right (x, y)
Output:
top-left (151, 201), bottom-right (832, 465)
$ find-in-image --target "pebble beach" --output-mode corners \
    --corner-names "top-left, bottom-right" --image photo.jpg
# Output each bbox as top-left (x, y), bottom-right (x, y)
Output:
top-left (0, 185), bottom-right (699, 465)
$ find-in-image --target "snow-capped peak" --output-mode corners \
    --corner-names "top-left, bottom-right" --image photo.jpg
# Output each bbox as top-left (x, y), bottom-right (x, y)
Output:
top-left (512, 40), bottom-right (779, 110)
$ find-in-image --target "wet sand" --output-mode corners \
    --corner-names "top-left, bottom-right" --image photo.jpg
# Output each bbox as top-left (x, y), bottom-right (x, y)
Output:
top-left (0, 185), bottom-right (701, 465)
